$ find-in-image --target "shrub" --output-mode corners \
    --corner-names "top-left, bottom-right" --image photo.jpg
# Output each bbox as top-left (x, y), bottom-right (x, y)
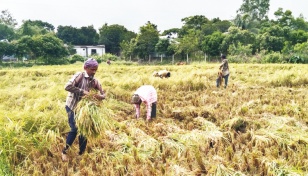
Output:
top-left (288, 55), bottom-right (304, 64)
top-left (69, 54), bottom-right (85, 64)
top-left (261, 52), bottom-right (283, 63)
top-left (228, 55), bottom-right (246, 63)
top-left (102, 53), bottom-right (120, 62)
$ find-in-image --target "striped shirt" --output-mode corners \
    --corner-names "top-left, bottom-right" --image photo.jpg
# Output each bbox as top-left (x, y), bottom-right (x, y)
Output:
top-left (65, 71), bottom-right (105, 110)
top-left (134, 85), bottom-right (157, 119)
top-left (220, 59), bottom-right (229, 76)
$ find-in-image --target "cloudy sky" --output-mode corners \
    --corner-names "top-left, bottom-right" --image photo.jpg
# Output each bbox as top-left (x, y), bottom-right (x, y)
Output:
top-left (1, 0), bottom-right (308, 33)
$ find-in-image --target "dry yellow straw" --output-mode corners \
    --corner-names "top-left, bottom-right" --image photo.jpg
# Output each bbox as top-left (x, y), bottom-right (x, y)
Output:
top-left (75, 90), bottom-right (105, 138)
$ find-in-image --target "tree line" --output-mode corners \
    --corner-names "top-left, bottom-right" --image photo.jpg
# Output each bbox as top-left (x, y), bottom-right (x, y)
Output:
top-left (1, 0), bottom-right (308, 65)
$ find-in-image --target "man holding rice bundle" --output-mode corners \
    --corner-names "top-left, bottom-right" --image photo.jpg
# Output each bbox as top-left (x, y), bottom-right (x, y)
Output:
top-left (131, 85), bottom-right (157, 121)
top-left (216, 54), bottom-right (230, 88)
top-left (61, 58), bottom-right (105, 162)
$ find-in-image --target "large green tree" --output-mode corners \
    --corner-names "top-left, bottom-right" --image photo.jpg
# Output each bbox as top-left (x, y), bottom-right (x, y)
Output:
top-left (18, 20), bottom-right (54, 37)
top-left (0, 10), bottom-right (17, 27)
top-left (273, 8), bottom-right (308, 32)
top-left (57, 25), bottom-right (98, 45)
top-left (181, 15), bottom-right (209, 30)
top-left (235, 0), bottom-right (269, 31)
top-left (57, 25), bottom-right (79, 44)
top-left (98, 24), bottom-right (136, 55)
top-left (293, 15), bottom-right (308, 31)
top-left (179, 15), bottom-right (210, 37)
top-left (120, 38), bottom-right (137, 61)
top-left (79, 26), bottom-right (99, 45)
top-left (161, 28), bottom-right (180, 36)
top-left (135, 21), bottom-right (159, 61)
top-left (237, 0), bottom-right (270, 21)
top-left (177, 29), bottom-right (199, 63)
top-left (167, 40), bottom-right (178, 64)
top-left (15, 36), bottom-right (35, 59)
top-left (221, 26), bottom-right (256, 54)
top-left (274, 8), bottom-right (294, 27)
top-left (32, 34), bottom-right (69, 64)
top-left (23, 20), bottom-right (54, 31)
top-left (201, 31), bottom-right (224, 59)
top-left (15, 34), bottom-right (68, 64)
top-left (155, 38), bottom-right (171, 62)
top-left (0, 40), bottom-right (15, 59)
top-left (257, 25), bottom-right (285, 52)
top-left (211, 18), bottom-right (232, 33)
top-left (288, 30), bottom-right (308, 45)
top-left (0, 24), bottom-right (15, 40)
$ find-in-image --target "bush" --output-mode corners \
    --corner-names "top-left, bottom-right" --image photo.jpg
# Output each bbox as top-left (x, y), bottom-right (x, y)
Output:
top-left (289, 42), bottom-right (308, 63)
top-left (69, 54), bottom-right (85, 64)
top-left (228, 55), bottom-right (246, 63)
top-left (90, 54), bottom-right (120, 64)
top-left (102, 53), bottom-right (120, 62)
top-left (288, 55), bottom-right (304, 63)
top-left (261, 52), bottom-right (283, 63)
top-left (0, 62), bottom-right (34, 68)
top-left (89, 55), bottom-right (102, 63)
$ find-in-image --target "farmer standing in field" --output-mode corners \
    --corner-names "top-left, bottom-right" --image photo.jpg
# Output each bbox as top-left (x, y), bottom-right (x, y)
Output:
top-left (216, 55), bottom-right (230, 88)
top-left (61, 58), bottom-right (105, 162)
top-left (131, 85), bottom-right (157, 121)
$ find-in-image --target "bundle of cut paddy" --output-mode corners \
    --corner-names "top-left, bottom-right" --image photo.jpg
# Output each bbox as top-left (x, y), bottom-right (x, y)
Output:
top-left (75, 90), bottom-right (114, 138)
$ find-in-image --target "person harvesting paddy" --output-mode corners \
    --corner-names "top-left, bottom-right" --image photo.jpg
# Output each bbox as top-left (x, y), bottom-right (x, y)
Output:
top-left (61, 58), bottom-right (105, 162)
top-left (131, 85), bottom-right (157, 121)
top-left (216, 54), bottom-right (230, 88)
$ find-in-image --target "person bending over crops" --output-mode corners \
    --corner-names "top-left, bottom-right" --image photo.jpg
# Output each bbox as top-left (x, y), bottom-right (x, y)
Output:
top-left (131, 85), bottom-right (157, 121)
top-left (152, 70), bottom-right (171, 78)
top-left (61, 58), bottom-right (105, 162)
top-left (216, 55), bottom-right (230, 88)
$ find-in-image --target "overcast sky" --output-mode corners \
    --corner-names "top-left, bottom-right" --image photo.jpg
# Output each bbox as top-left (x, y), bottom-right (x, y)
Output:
top-left (1, 0), bottom-right (308, 33)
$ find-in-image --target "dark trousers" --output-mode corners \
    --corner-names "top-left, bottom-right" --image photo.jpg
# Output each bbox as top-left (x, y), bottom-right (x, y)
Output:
top-left (63, 106), bottom-right (87, 155)
top-left (216, 74), bottom-right (229, 88)
top-left (151, 102), bottom-right (157, 118)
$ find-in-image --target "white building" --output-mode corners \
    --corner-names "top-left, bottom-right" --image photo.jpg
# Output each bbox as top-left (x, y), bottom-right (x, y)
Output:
top-left (73, 45), bottom-right (105, 57)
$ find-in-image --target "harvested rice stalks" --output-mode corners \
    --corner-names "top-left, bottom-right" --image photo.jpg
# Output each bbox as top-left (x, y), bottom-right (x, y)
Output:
top-left (75, 90), bottom-right (112, 138)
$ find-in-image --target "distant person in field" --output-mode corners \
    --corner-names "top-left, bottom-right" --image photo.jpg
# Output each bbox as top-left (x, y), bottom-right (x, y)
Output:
top-left (61, 58), bottom-right (106, 162)
top-left (131, 85), bottom-right (157, 121)
top-left (216, 55), bottom-right (230, 88)
top-left (107, 60), bottom-right (111, 65)
top-left (152, 70), bottom-right (171, 78)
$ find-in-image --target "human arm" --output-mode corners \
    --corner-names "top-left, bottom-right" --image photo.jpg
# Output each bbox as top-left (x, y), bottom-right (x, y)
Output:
top-left (64, 72), bottom-right (84, 95)
top-left (93, 81), bottom-right (106, 101)
top-left (83, 89), bottom-right (104, 100)
top-left (134, 104), bottom-right (140, 118)
top-left (219, 62), bottom-right (224, 69)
